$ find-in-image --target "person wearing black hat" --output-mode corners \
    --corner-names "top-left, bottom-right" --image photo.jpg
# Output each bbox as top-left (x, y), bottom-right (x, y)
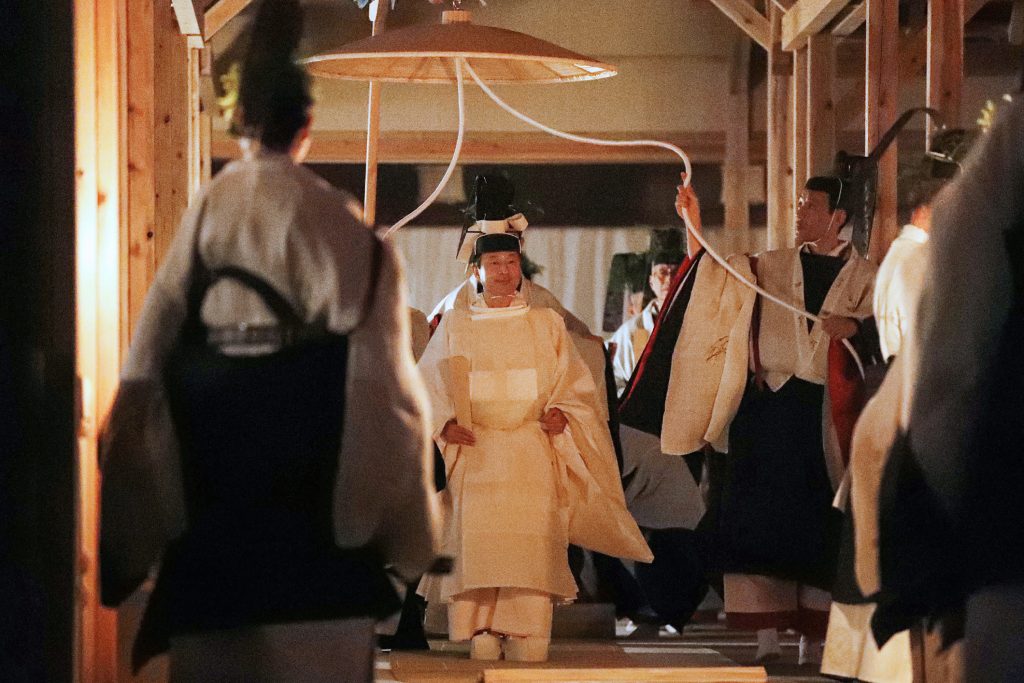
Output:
top-left (608, 234), bottom-right (685, 396)
top-left (429, 175), bottom-right (613, 422)
top-left (416, 193), bottom-right (652, 662)
top-left (657, 175), bottom-right (881, 665)
top-left (97, 2), bottom-right (439, 680)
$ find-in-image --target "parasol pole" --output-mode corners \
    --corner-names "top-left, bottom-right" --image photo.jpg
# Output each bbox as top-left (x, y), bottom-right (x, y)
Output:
top-left (362, 0), bottom-right (390, 227)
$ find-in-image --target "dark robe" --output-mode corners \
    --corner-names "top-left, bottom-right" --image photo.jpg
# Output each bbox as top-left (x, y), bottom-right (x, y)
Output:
top-left (718, 251), bottom-right (876, 591)
top-left (618, 251), bottom-right (705, 435)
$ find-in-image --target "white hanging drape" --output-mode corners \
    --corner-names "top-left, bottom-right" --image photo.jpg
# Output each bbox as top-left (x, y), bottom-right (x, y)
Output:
top-left (393, 226), bottom-right (653, 335)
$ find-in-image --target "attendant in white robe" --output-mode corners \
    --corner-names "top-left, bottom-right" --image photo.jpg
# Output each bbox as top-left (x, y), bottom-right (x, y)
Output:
top-left (417, 205), bottom-right (651, 663)
top-left (821, 177), bottom-right (949, 683)
top-left (609, 256), bottom-right (678, 395)
top-left (98, 7), bottom-right (440, 678)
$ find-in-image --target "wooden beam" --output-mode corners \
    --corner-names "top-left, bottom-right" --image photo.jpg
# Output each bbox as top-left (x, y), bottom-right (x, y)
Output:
top-left (723, 38), bottom-right (752, 253)
top-left (806, 33), bottom-right (836, 176)
top-left (364, 0), bottom-right (389, 227)
top-left (782, 0), bottom-right (853, 51)
top-left (125, 0), bottom-right (157, 339)
top-left (772, 0), bottom-right (795, 9)
top-left (834, 0), bottom-right (986, 130)
top-left (927, 0), bottom-right (964, 141)
top-left (866, 0), bottom-right (899, 262)
top-left (767, 5), bottom-right (795, 249)
top-left (154, 0), bottom-right (194, 265)
top-left (204, 0), bottom-right (252, 39)
top-left (707, 0), bottom-right (772, 50)
top-left (212, 130), bottom-right (756, 164)
top-left (792, 46), bottom-right (809, 208)
top-left (833, 1), bottom-right (867, 35)
top-left (832, 0), bottom-right (986, 50)
top-left (171, 0), bottom-right (202, 37)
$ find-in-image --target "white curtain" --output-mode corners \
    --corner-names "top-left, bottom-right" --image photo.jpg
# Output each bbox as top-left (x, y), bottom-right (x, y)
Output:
top-left (393, 226), bottom-right (653, 335)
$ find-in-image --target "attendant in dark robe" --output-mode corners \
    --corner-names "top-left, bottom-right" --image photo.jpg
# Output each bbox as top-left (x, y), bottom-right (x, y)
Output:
top-left (659, 176), bottom-right (879, 664)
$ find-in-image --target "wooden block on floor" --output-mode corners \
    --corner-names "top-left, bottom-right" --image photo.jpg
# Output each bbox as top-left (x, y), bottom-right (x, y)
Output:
top-left (551, 602), bottom-right (616, 639)
top-left (483, 666), bottom-right (768, 682)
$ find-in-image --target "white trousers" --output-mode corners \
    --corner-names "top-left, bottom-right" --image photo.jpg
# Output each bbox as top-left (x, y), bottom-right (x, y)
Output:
top-left (448, 587), bottom-right (553, 642)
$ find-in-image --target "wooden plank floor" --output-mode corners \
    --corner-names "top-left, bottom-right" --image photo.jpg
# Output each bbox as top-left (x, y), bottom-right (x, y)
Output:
top-left (377, 623), bottom-right (832, 683)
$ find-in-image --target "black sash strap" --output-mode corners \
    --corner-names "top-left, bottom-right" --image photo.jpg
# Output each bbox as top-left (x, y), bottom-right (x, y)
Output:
top-left (183, 213), bottom-right (384, 341)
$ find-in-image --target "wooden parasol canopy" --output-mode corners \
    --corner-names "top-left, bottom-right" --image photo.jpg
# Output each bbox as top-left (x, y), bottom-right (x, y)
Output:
top-left (304, 10), bottom-right (616, 85)
top-left (304, 7), bottom-right (616, 227)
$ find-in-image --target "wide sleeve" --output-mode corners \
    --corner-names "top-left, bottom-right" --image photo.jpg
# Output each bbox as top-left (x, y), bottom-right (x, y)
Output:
top-left (542, 312), bottom-right (653, 562)
top-left (414, 313), bottom-right (458, 442)
top-left (334, 238), bottom-right (441, 580)
top-left (907, 100), bottom-right (1023, 517)
top-left (98, 197), bottom-right (206, 604)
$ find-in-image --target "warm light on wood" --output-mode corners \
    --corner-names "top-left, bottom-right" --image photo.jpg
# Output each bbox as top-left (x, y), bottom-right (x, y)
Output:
top-left (74, 0), bottom-right (125, 680)
top-left (781, 0), bottom-right (852, 51)
top-left (204, 0), bottom-right (253, 39)
top-left (211, 130), bottom-right (756, 165)
top-left (866, 0), bottom-right (899, 262)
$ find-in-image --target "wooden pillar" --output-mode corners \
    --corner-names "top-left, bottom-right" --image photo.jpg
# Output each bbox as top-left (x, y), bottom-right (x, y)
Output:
top-left (927, 0), bottom-right (964, 143)
top-left (723, 38), bottom-right (752, 254)
top-left (75, 0), bottom-right (125, 679)
top-left (364, 0), bottom-right (390, 227)
top-left (792, 46), bottom-right (809, 222)
top-left (125, 0), bottom-right (157, 342)
top-left (153, 0), bottom-right (194, 265)
top-left (767, 5), bottom-right (794, 249)
top-left (806, 34), bottom-right (836, 177)
top-left (866, 0), bottom-right (899, 262)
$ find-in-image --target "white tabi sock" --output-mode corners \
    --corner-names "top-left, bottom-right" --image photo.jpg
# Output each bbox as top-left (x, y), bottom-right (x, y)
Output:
top-left (797, 634), bottom-right (822, 666)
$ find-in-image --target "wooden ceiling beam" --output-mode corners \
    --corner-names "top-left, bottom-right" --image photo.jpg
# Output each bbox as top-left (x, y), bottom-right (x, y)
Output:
top-left (204, 0), bottom-right (253, 40)
top-left (212, 130), bottom-right (765, 165)
top-left (829, 0), bottom-right (988, 38)
top-left (832, 2), bottom-right (867, 36)
top-left (833, 0), bottom-right (990, 126)
top-left (707, 0), bottom-right (772, 50)
top-left (782, 0), bottom-right (853, 51)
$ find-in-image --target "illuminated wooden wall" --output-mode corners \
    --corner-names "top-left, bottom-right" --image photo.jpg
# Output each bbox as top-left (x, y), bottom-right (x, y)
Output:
top-left (74, 0), bottom-right (205, 680)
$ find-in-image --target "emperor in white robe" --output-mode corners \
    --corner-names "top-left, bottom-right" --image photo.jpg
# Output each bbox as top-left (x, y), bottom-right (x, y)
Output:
top-left (416, 296), bottom-right (651, 640)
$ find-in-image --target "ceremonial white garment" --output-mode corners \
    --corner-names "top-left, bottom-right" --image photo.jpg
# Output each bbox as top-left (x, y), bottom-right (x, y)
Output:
top-left (873, 224), bottom-right (930, 360)
top-left (417, 300), bottom-right (651, 612)
top-left (431, 277), bottom-right (611, 419)
top-left (609, 300), bottom-right (659, 395)
top-left (661, 246), bottom-right (877, 460)
top-left (822, 354), bottom-right (913, 683)
top-left (100, 151), bottom-right (441, 583)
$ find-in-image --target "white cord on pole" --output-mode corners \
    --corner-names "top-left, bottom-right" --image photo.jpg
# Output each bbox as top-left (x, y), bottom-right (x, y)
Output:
top-left (384, 58), bottom-right (467, 237)
top-left (461, 59), bottom-right (865, 378)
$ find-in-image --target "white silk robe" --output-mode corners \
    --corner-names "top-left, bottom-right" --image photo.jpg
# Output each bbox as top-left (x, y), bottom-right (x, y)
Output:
top-left (431, 277), bottom-right (611, 420)
top-left (417, 300), bottom-right (651, 604)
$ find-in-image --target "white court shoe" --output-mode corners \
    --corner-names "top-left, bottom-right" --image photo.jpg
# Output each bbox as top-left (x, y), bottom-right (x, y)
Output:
top-left (470, 632), bottom-right (502, 661)
top-left (504, 636), bottom-right (550, 662)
